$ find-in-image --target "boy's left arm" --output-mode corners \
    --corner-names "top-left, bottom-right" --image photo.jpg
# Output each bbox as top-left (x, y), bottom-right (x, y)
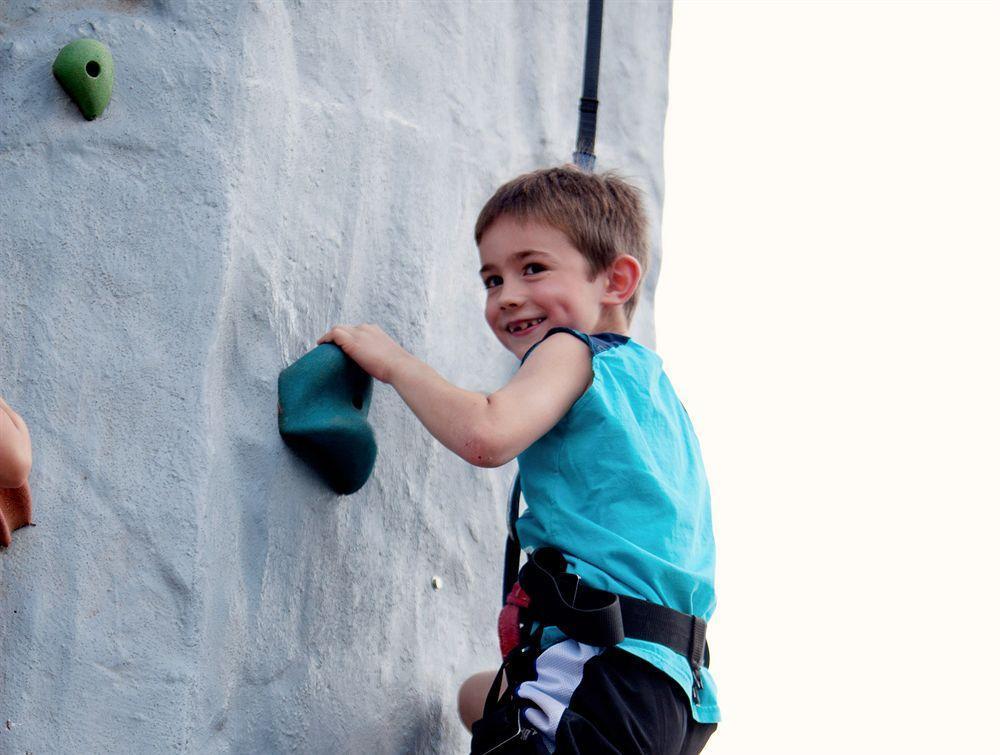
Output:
top-left (318, 325), bottom-right (591, 468)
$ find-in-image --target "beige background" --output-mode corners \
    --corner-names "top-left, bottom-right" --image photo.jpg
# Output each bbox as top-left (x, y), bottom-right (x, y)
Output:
top-left (656, 2), bottom-right (1000, 753)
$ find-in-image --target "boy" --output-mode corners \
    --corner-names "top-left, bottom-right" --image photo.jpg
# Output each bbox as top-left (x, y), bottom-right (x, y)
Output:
top-left (319, 166), bottom-right (719, 753)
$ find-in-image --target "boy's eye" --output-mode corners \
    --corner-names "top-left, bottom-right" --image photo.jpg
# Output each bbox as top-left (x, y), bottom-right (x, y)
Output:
top-left (483, 275), bottom-right (502, 289)
top-left (524, 263), bottom-right (545, 275)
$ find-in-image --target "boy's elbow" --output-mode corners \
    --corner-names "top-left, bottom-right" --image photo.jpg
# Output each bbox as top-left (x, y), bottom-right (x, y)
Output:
top-left (459, 426), bottom-right (515, 469)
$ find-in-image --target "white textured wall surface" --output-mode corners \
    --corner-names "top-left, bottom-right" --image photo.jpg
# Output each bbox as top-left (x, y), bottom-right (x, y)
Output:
top-left (0, 1), bottom-right (670, 751)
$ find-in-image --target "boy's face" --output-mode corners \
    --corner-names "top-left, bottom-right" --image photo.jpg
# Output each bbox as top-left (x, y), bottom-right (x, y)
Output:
top-left (478, 216), bottom-right (609, 359)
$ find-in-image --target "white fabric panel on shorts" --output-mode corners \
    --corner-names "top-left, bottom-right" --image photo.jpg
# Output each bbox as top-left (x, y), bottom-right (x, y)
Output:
top-left (515, 640), bottom-right (604, 752)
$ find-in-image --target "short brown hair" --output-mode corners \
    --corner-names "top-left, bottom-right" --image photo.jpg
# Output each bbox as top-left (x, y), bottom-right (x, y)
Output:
top-left (475, 165), bottom-right (649, 320)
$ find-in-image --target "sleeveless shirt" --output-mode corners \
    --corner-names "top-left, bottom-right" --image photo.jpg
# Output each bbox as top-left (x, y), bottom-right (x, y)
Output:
top-left (515, 327), bottom-right (720, 723)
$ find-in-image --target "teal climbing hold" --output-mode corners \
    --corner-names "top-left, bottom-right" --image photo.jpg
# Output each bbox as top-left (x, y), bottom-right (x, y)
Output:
top-left (278, 344), bottom-right (377, 495)
top-left (52, 39), bottom-right (114, 120)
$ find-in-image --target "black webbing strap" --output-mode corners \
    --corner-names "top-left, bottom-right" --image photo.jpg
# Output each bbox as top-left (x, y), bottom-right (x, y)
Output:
top-left (501, 474), bottom-right (522, 604)
top-left (519, 548), bottom-right (708, 676)
top-left (572, 0), bottom-right (604, 172)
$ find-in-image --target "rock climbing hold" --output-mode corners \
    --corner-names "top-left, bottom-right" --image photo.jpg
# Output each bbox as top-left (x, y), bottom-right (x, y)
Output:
top-left (0, 484), bottom-right (32, 548)
top-left (431, 576), bottom-right (443, 591)
top-left (52, 38), bottom-right (114, 120)
top-left (278, 344), bottom-right (377, 495)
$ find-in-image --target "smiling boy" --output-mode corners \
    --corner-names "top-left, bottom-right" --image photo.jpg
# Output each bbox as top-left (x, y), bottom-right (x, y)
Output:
top-left (319, 166), bottom-right (719, 753)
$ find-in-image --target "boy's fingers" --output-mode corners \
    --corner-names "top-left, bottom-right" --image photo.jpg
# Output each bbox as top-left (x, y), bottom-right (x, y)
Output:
top-left (317, 326), bottom-right (347, 345)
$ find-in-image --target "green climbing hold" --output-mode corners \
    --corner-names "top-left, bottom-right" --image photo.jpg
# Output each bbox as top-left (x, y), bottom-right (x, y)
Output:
top-left (278, 344), bottom-right (377, 495)
top-left (52, 39), bottom-right (114, 120)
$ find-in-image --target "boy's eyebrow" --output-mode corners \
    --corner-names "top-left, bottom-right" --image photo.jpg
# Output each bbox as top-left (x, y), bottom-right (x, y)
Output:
top-left (479, 249), bottom-right (551, 275)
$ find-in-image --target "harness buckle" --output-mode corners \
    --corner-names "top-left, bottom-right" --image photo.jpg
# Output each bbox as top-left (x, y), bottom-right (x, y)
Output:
top-left (688, 615), bottom-right (707, 670)
top-left (688, 615), bottom-right (707, 704)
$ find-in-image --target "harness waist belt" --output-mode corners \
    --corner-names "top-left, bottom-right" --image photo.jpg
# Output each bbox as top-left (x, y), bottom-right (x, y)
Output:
top-left (518, 548), bottom-right (708, 672)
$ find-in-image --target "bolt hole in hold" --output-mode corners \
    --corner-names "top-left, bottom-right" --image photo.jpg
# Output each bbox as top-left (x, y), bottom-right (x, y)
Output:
top-left (86, 60), bottom-right (100, 77)
top-left (353, 392), bottom-right (364, 410)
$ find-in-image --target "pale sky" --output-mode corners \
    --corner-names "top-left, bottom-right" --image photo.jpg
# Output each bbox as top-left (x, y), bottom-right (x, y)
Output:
top-left (656, 2), bottom-right (999, 753)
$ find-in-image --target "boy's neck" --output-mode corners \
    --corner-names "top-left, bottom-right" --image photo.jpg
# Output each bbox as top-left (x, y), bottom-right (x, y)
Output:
top-left (593, 305), bottom-right (631, 337)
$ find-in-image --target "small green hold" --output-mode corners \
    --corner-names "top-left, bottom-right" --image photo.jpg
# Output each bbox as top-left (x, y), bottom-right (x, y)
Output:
top-left (278, 344), bottom-right (378, 495)
top-left (52, 38), bottom-right (114, 120)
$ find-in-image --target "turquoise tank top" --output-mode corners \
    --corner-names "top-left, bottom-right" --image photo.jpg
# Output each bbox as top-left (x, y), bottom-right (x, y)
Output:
top-left (516, 328), bottom-right (720, 723)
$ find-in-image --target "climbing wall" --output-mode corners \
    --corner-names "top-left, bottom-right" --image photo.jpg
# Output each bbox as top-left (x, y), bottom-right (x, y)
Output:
top-left (0, 1), bottom-right (671, 751)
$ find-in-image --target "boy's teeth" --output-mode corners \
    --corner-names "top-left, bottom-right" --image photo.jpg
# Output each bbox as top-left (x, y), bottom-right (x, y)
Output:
top-left (510, 318), bottom-right (544, 333)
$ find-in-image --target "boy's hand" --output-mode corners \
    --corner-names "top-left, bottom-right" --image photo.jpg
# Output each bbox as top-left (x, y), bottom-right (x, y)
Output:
top-left (317, 324), bottom-right (411, 384)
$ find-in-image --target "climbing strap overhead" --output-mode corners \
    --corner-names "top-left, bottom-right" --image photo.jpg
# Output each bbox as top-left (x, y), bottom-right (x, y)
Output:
top-left (572, 0), bottom-right (604, 172)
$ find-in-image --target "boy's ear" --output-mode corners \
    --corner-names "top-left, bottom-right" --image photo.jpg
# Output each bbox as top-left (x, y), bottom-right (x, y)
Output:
top-left (601, 255), bottom-right (643, 307)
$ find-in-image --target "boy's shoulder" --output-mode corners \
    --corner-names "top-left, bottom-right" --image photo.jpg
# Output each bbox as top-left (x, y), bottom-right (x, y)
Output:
top-left (521, 327), bottom-right (631, 364)
top-left (587, 331), bottom-right (631, 356)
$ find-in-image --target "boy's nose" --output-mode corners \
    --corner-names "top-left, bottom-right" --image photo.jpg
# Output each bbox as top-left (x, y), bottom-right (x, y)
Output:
top-left (498, 283), bottom-right (526, 309)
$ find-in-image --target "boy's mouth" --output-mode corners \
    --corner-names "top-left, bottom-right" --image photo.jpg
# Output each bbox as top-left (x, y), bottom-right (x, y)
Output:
top-left (506, 317), bottom-right (546, 335)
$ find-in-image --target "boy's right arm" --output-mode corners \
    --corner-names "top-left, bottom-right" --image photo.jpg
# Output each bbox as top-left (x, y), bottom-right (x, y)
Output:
top-left (0, 396), bottom-right (32, 488)
top-left (319, 325), bottom-right (592, 468)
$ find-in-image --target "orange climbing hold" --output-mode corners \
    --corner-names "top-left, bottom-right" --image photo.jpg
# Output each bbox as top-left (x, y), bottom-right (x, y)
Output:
top-left (0, 484), bottom-right (31, 547)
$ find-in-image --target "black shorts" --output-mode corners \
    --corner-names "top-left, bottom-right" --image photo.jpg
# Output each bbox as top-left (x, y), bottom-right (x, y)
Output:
top-left (471, 641), bottom-right (717, 754)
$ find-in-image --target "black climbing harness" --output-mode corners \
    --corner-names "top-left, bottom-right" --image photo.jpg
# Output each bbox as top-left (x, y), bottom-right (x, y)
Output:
top-left (517, 547), bottom-right (709, 699)
top-left (474, 474), bottom-right (711, 754)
